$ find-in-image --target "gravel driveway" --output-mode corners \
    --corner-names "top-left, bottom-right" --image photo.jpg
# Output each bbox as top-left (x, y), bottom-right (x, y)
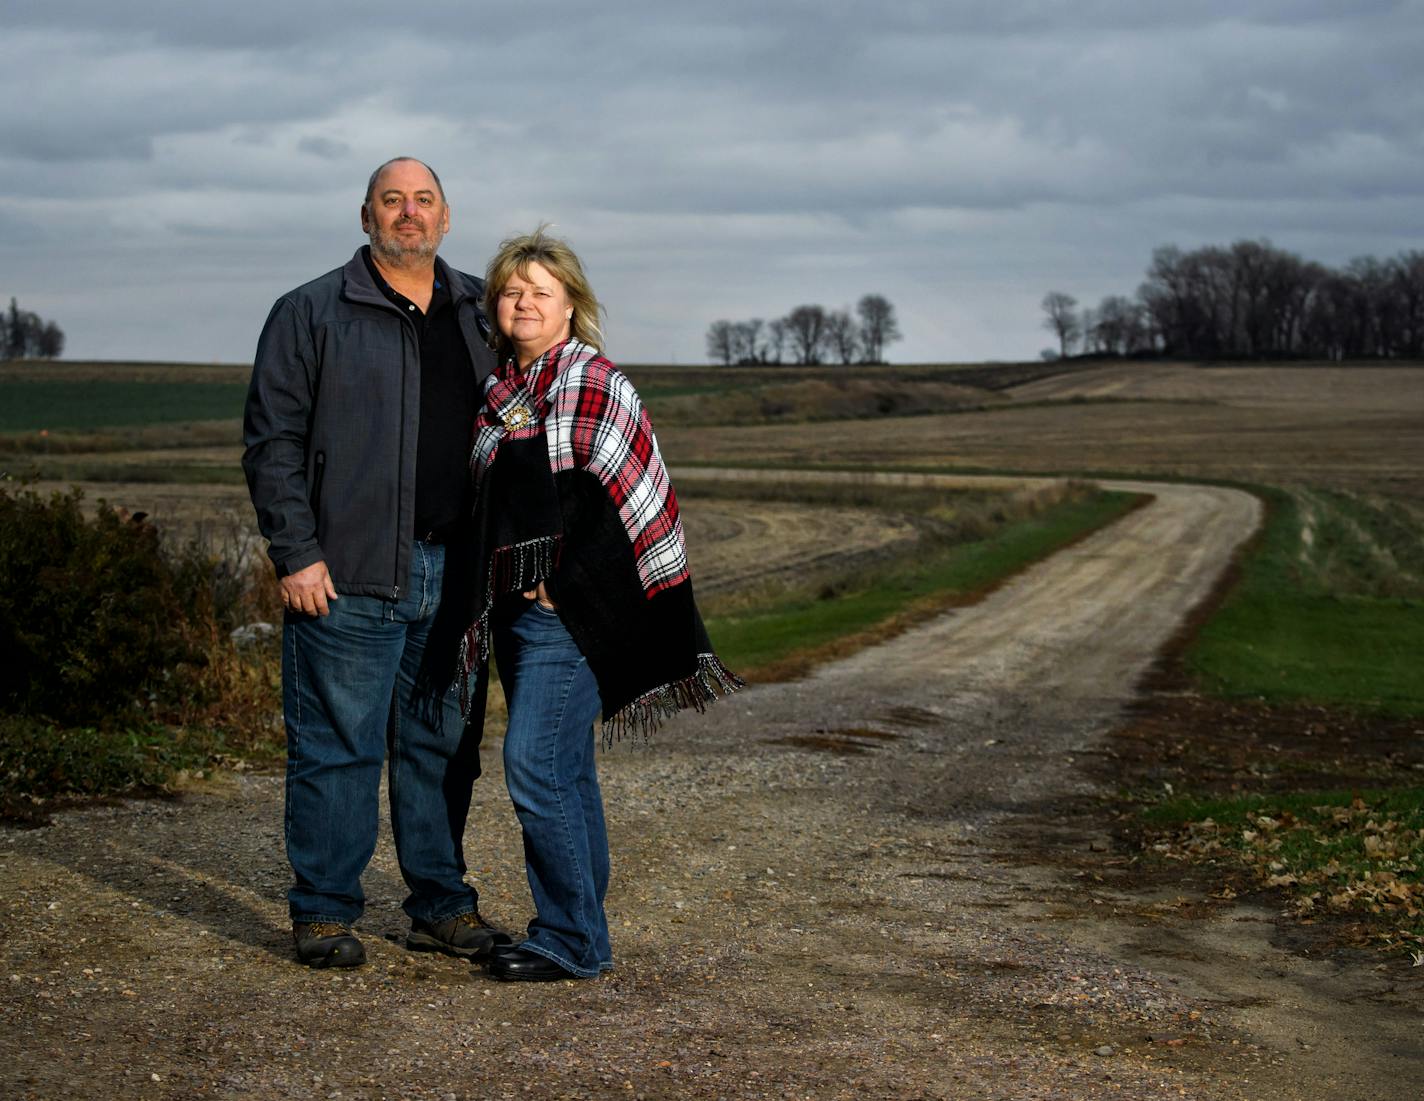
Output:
top-left (4, 475), bottom-right (1419, 1100)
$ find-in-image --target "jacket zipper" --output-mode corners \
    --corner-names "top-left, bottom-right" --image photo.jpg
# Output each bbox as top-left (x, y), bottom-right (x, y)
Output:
top-left (392, 309), bottom-right (416, 601)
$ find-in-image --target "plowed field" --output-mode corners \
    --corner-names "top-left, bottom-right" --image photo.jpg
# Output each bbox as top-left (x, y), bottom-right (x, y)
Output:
top-left (667, 364), bottom-right (1424, 498)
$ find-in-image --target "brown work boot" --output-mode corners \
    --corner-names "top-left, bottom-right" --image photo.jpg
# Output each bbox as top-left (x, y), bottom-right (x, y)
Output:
top-left (293, 921), bottom-right (366, 969)
top-left (406, 910), bottom-right (514, 961)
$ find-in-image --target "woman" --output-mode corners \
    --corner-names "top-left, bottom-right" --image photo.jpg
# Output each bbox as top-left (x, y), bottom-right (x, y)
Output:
top-left (461, 228), bottom-right (741, 981)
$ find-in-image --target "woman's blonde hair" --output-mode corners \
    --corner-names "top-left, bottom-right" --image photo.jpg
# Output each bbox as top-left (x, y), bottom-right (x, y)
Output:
top-left (483, 225), bottom-right (605, 359)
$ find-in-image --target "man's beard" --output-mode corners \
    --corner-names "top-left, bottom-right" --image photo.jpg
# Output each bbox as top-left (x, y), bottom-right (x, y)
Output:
top-left (369, 220), bottom-right (441, 264)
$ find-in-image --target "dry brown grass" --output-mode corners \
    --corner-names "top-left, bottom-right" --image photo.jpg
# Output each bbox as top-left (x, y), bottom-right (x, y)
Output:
top-left (665, 363), bottom-right (1424, 499)
top-left (646, 376), bottom-right (999, 426)
top-left (0, 360), bottom-right (250, 383)
top-left (21, 481), bottom-right (259, 554)
top-left (0, 420), bottom-right (241, 455)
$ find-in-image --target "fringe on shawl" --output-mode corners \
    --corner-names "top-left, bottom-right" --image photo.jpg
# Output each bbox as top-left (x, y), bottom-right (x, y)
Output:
top-left (599, 653), bottom-right (744, 748)
top-left (458, 534), bottom-right (561, 715)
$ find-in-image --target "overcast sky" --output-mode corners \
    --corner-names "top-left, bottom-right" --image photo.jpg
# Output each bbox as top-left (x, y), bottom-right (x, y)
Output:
top-left (4, 1), bottom-right (1423, 365)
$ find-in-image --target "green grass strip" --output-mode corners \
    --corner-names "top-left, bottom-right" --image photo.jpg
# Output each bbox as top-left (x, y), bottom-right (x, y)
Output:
top-left (707, 490), bottom-right (1137, 674)
top-left (1142, 787), bottom-right (1424, 829)
top-left (0, 380), bottom-right (247, 431)
top-left (1186, 488), bottom-right (1424, 717)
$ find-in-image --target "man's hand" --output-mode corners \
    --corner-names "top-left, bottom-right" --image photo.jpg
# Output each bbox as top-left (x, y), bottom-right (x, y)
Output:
top-left (281, 560), bottom-right (339, 616)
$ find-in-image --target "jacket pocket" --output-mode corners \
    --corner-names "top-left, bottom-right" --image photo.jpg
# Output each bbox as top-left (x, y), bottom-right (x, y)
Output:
top-left (310, 450), bottom-right (327, 518)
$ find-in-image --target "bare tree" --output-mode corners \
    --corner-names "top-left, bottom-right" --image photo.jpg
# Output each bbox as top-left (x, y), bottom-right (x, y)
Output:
top-left (824, 309), bottom-right (859, 364)
top-left (1133, 240), bottom-right (1408, 358)
top-left (1090, 295), bottom-right (1148, 355)
top-left (764, 318), bottom-right (788, 364)
top-left (1137, 246), bottom-right (1190, 356)
top-left (1040, 292), bottom-right (1079, 359)
top-left (1079, 307), bottom-right (1100, 354)
top-left (1394, 251), bottom-right (1424, 357)
top-left (855, 294), bottom-right (901, 363)
top-left (705, 319), bottom-right (736, 366)
top-left (1300, 271), bottom-right (1357, 360)
top-left (1347, 256), bottom-right (1397, 358)
top-left (4, 298), bottom-right (23, 361)
top-left (37, 321), bottom-right (65, 359)
top-left (710, 294), bottom-right (900, 367)
top-left (732, 318), bottom-right (765, 364)
top-left (3, 297), bottom-right (65, 360)
top-left (784, 304), bottom-right (828, 364)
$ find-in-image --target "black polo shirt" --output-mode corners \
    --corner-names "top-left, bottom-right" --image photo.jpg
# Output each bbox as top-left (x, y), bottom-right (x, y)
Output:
top-left (363, 248), bottom-right (478, 542)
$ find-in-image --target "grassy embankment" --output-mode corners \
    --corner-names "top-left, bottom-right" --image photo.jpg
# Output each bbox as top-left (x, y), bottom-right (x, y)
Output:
top-left (1187, 486), bottom-right (1424, 716)
top-left (1141, 484), bottom-right (1424, 947)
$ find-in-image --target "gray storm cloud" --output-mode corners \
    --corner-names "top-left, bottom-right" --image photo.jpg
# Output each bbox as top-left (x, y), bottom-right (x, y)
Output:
top-left (2, 1), bottom-right (1422, 363)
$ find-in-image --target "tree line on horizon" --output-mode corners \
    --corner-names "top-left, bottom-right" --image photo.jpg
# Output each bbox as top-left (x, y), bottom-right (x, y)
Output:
top-left (706, 294), bottom-right (903, 366)
top-left (4, 298), bottom-right (65, 360)
top-left (1040, 241), bottom-right (1424, 361)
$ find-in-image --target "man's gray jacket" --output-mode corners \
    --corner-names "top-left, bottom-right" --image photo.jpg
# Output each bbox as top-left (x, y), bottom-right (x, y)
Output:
top-left (242, 247), bottom-right (496, 599)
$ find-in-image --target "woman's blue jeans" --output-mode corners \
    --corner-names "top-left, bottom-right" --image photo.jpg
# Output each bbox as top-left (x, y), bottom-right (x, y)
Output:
top-left (495, 601), bottom-right (612, 977)
top-left (283, 541), bottom-right (482, 927)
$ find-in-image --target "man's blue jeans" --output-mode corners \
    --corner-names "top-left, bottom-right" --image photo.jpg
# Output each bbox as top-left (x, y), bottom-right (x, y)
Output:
top-left (283, 540), bottom-right (481, 927)
top-left (495, 601), bottom-right (612, 978)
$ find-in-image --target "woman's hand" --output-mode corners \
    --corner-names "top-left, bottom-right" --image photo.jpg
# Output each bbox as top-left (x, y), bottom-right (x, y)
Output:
top-left (522, 581), bottom-right (557, 610)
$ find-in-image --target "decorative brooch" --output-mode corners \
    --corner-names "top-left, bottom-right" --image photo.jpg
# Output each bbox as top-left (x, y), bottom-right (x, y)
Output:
top-left (501, 404), bottom-right (533, 430)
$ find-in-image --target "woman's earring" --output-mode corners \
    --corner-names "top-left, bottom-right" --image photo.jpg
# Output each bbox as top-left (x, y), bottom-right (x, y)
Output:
top-left (566, 310), bottom-right (574, 319)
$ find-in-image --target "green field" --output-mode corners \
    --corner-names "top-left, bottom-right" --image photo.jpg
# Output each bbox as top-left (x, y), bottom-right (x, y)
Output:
top-left (0, 380), bottom-right (248, 432)
top-left (1187, 486), bottom-right (1424, 717)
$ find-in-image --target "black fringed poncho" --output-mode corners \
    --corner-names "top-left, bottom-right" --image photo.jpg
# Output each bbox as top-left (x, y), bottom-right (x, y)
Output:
top-left (460, 339), bottom-right (740, 742)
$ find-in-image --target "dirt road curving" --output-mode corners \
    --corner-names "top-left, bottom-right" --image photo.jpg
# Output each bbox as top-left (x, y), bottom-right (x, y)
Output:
top-left (4, 473), bottom-right (1420, 1100)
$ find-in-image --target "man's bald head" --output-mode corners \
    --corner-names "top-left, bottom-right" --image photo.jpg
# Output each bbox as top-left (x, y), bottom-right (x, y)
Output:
top-left (364, 157), bottom-right (446, 207)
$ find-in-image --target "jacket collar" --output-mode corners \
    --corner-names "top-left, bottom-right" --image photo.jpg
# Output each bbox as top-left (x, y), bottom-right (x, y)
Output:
top-left (341, 245), bottom-right (484, 311)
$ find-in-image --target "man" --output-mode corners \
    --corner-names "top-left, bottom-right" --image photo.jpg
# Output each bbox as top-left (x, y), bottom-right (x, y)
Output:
top-left (243, 157), bottom-right (509, 968)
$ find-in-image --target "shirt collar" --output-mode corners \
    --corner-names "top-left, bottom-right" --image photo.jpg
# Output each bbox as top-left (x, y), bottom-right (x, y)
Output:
top-left (362, 246), bottom-right (447, 312)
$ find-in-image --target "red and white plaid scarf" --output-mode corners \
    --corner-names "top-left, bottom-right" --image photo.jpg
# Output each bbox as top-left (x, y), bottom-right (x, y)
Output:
top-left (471, 338), bottom-right (689, 595)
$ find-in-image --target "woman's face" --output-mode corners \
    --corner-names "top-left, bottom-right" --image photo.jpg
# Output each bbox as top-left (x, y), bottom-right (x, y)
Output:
top-left (496, 261), bottom-right (572, 363)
